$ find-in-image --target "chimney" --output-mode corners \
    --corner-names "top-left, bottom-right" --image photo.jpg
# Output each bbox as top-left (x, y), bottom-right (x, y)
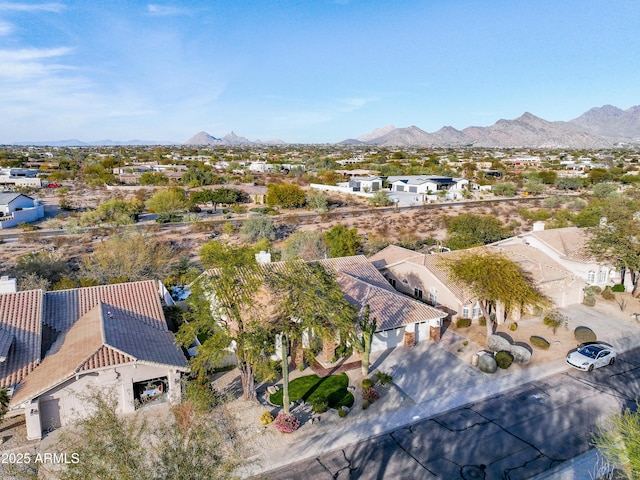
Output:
top-left (532, 221), bottom-right (545, 232)
top-left (0, 276), bottom-right (17, 293)
top-left (255, 251), bottom-right (272, 264)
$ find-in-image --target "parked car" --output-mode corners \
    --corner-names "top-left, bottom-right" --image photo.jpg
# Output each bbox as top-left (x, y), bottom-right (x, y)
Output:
top-left (566, 343), bottom-right (617, 371)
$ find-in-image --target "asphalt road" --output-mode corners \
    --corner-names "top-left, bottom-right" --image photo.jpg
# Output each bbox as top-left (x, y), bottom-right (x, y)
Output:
top-left (255, 346), bottom-right (640, 480)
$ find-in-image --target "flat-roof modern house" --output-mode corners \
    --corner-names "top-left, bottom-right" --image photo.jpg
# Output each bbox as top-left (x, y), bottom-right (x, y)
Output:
top-left (0, 193), bottom-right (45, 229)
top-left (1, 280), bottom-right (189, 440)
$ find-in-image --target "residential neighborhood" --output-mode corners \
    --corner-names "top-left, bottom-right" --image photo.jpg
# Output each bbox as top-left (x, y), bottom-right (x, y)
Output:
top-left (0, 142), bottom-right (640, 479)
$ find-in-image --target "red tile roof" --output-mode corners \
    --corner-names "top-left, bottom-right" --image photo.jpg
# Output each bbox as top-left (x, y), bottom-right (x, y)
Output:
top-left (0, 290), bottom-right (43, 389)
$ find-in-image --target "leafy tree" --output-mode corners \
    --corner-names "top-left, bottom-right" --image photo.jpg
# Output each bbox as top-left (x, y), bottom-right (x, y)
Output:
top-left (556, 176), bottom-right (585, 190)
top-left (281, 231), bottom-right (326, 261)
top-left (591, 183), bottom-right (619, 199)
top-left (181, 165), bottom-right (222, 187)
top-left (574, 204), bottom-right (603, 227)
top-left (369, 189), bottom-right (393, 207)
top-left (190, 188), bottom-right (243, 212)
top-left (350, 305), bottom-right (377, 376)
top-left (145, 188), bottom-right (190, 221)
top-left (79, 198), bottom-right (143, 226)
top-left (492, 182), bottom-right (517, 197)
top-left (54, 390), bottom-right (241, 480)
top-left (79, 233), bottom-right (179, 284)
top-left (325, 224), bottom-right (361, 257)
top-left (199, 239), bottom-right (270, 269)
top-left (441, 250), bottom-right (551, 338)
top-left (178, 264), bottom-right (275, 401)
top-left (593, 404), bottom-right (640, 479)
top-left (537, 170), bottom-right (558, 184)
top-left (16, 251), bottom-right (70, 289)
top-left (240, 216), bottom-right (276, 242)
top-left (586, 191), bottom-right (640, 295)
top-left (445, 213), bottom-right (510, 250)
top-left (266, 183), bottom-right (306, 208)
top-left (523, 179), bottom-right (545, 195)
top-left (305, 189), bottom-right (328, 212)
top-left (265, 261), bottom-right (357, 414)
top-left (139, 171), bottom-right (170, 185)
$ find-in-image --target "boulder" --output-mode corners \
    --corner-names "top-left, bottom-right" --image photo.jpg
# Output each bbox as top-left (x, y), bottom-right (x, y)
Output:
top-left (510, 345), bottom-right (532, 364)
top-left (487, 334), bottom-right (511, 352)
top-left (478, 354), bottom-right (498, 373)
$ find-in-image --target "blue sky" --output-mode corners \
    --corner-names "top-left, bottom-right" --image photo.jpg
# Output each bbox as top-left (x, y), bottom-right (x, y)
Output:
top-left (1, 0), bottom-right (638, 144)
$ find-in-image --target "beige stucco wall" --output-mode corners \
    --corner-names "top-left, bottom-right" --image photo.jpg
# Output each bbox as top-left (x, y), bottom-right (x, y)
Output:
top-left (25, 363), bottom-right (182, 440)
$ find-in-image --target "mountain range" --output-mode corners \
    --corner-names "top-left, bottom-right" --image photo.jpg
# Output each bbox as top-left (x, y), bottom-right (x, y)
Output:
top-left (9, 104), bottom-right (640, 148)
top-left (340, 105), bottom-right (640, 148)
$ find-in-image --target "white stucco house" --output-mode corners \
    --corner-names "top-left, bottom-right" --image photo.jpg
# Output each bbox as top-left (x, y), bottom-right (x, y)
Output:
top-left (0, 193), bottom-right (45, 229)
top-left (493, 223), bottom-right (623, 290)
top-left (2, 280), bottom-right (189, 440)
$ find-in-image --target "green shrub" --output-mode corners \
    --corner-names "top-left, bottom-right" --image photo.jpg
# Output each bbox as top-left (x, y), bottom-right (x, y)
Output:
top-left (590, 286), bottom-right (602, 295)
top-left (583, 295), bottom-right (596, 307)
top-left (584, 286), bottom-right (595, 297)
top-left (574, 326), bottom-right (597, 343)
top-left (495, 350), bottom-right (514, 369)
top-left (362, 400), bottom-right (369, 410)
top-left (478, 317), bottom-right (487, 327)
top-left (260, 411), bottom-right (274, 425)
top-left (612, 284), bottom-right (626, 293)
top-left (338, 408), bottom-right (347, 418)
top-left (373, 371), bottom-right (393, 386)
top-left (361, 378), bottom-right (373, 389)
top-left (509, 323), bottom-right (518, 331)
top-left (185, 377), bottom-right (218, 413)
top-left (462, 340), bottom-right (469, 346)
top-left (456, 318), bottom-right (472, 328)
top-left (312, 397), bottom-right (328, 414)
top-left (530, 336), bottom-right (550, 350)
top-left (601, 287), bottom-right (615, 301)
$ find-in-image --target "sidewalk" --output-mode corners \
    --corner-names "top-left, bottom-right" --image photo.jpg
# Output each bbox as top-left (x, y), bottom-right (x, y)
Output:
top-left (240, 311), bottom-right (640, 479)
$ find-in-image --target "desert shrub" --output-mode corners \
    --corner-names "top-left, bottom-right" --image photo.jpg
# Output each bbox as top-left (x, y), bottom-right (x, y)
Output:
top-left (478, 317), bottom-right (487, 327)
top-left (601, 287), bottom-right (615, 301)
top-left (312, 397), bottom-right (328, 414)
top-left (362, 387), bottom-right (380, 403)
top-left (185, 377), bottom-right (218, 413)
top-left (260, 411), bottom-right (274, 425)
top-left (590, 286), bottom-right (603, 295)
top-left (510, 345), bottom-right (532, 364)
top-left (584, 286), bottom-right (595, 297)
top-left (338, 407), bottom-right (347, 418)
top-left (495, 350), bottom-right (514, 369)
top-left (509, 323), bottom-right (518, 331)
top-left (374, 371), bottom-right (393, 386)
top-left (583, 296), bottom-right (596, 307)
top-left (612, 284), bottom-right (626, 293)
top-left (361, 378), bottom-right (374, 389)
top-left (274, 412), bottom-right (300, 433)
top-left (543, 311), bottom-right (568, 335)
top-left (530, 336), bottom-right (550, 350)
top-left (362, 400), bottom-right (369, 410)
top-left (456, 318), bottom-right (471, 328)
top-left (575, 326), bottom-right (597, 343)
top-left (462, 340), bottom-right (469, 346)
top-left (488, 334), bottom-right (512, 352)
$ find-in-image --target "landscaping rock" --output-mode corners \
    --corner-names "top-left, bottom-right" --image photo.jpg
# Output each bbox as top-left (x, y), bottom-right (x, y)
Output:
top-left (574, 326), bottom-right (597, 343)
top-left (510, 345), bottom-right (532, 364)
top-left (487, 334), bottom-right (511, 352)
top-left (478, 354), bottom-right (498, 373)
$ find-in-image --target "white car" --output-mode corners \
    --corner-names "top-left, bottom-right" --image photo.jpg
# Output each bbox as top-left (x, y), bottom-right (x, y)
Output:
top-left (566, 343), bottom-right (617, 372)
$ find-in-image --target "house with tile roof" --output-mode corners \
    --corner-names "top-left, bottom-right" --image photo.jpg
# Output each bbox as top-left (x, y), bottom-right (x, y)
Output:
top-left (492, 223), bottom-right (622, 290)
top-left (0, 192), bottom-right (45, 229)
top-left (369, 243), bottom-right (585, 325)
top-left (201, 256), bottom-right (447, 362)
top-left (1, 280), bottom-right (189, 440)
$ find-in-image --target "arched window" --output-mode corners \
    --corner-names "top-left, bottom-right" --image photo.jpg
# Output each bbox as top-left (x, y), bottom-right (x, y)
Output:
top-left (587, 270), bottom-right (596, 283)
top-left (598, 269), bottom-right (607, 284)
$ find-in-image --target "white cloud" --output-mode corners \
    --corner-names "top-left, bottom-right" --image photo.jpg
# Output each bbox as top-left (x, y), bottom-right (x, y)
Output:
top-left (0, 47), bottom-right (74, 80)
top-left (147, 4), bottom-right (188, 16)
top-left (0, 2), bottom-right (65, 13)
top-left (0, 20), bottom-right (12, 35)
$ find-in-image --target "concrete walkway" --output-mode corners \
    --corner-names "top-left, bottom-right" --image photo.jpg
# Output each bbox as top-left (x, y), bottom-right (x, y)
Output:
top-left (241, 304), bottom-right (640, 478)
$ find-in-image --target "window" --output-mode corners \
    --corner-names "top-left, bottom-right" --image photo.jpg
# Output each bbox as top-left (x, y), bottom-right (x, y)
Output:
top-left (587, 270), bottom-right (596, 283)
top-left (414, 288), bottom-right (423, 299)
top-left (598, 269), bottom-right (607, 284)
top-left (388, 278), bottom-right (396, 288)
top-left (472, 303), bottom-right (481, 318)
top-left (462, 306), bottom-right (470, 318)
